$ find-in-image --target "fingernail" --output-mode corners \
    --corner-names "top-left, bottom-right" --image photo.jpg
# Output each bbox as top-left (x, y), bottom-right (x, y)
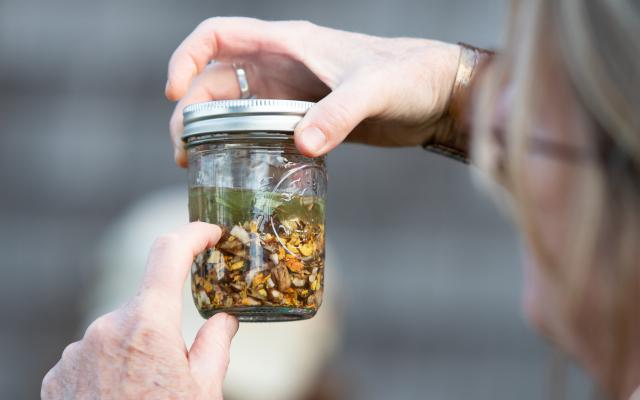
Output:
top-left (174, 148), bottom-right (187, 167)
top-left (301, 127), bottom-right (327, 154)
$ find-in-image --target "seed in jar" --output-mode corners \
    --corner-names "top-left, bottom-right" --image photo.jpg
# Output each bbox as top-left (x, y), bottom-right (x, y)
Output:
top-left (218, 238), bottom-right (238, 252)
top-left (269, 253), bottom-right (279, 265)
top-left (299, 242), bottom-right (314, 257)
top-left (290, 234), bottom-right (301, 246)
top-left (292, 277), bottom-right (306, 288)
top-left (242, 297), bottom-right (262, 306)
top-left (230, 225), bottom-right (250, 245)
top-left (249, 220), bottom-right (258, 233)
top-left (230, 283), bottom-right (245, 292)
top-left (213, 290), bottom-right (224, 306)
top-left (251, 272), bottom-right (267, 288)
top-left (269, 289), bottom-right (283, 302)
top-left (197, 290), bottom-right (211, 307)
top-left (272, 265), bottom-right (292, 292)
top-left (307, 295), bottom-right (316, 306)
top-left (195, 252), bottom-right (205, 265)
top-left (285, 255), bottom-right (304, 273)
top-left (286, 243), bottom-right (299, 255)
top-left (207, 249), bottom-right (226, 280)
top-left (229, 260), bottom-right (245, 271)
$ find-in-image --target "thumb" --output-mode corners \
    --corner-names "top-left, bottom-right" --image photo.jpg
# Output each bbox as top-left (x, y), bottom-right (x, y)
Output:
top-left (189, 313), bottom-right (239, 396)
top-left (294, 77), bottom-right (382, 157)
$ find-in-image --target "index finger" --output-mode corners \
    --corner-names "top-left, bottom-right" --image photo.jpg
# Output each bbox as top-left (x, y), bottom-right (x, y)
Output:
top-left (165, 17), bottom-right (299, 101)
top-left (137, 222), bottom-right (221, 322)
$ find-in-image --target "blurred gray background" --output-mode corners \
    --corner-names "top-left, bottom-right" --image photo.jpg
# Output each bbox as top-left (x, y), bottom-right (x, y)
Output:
top-left (0, 0), bottom-right (591, 398)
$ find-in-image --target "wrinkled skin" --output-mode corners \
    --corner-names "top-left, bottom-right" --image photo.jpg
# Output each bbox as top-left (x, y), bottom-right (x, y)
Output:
top-left (41, 223), bottom-right (239, 400)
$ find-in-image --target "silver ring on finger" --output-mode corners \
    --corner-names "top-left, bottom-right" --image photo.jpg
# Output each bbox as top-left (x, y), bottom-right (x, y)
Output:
top-left (233, 63), bottom-right (252, 99)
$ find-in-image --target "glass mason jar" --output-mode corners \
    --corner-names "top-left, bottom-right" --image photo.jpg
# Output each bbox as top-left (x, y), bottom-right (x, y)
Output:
top-left (182, 99), bottom-right (327, 322)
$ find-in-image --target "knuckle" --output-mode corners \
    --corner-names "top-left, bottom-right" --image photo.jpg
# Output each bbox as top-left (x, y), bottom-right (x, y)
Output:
top-left (197, 16), bottom-right (230, 38)
top-left (200, 16), bottom-right (220, 30)
top-left (84, 313), bottom-right (116, 341)
top-left (60, 341), bottom-right (80, 362)
top-left (41, 368), bottom-right (59, 398)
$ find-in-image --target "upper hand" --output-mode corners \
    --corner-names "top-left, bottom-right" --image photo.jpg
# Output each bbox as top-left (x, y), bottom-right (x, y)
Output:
top-left (166, 17), bottom-right (460, 166)
top-left (41, 222), bottom-right (238, 400)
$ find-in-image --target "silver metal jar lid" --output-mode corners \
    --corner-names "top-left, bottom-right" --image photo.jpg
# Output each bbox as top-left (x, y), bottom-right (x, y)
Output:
top-left (181, 99), bottom-right (315, 142)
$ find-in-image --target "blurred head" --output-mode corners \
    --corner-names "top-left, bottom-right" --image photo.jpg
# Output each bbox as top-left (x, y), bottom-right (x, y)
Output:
top-left (473, 0), bottom-right (640, 397)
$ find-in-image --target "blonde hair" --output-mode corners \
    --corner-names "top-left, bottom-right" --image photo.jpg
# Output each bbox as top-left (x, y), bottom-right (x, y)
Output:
top-left (473, 0), bottom-right (640, 397)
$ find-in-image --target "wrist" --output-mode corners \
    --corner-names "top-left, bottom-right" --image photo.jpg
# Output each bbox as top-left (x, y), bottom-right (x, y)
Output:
top-left (423, 43), bottom-right (494, 163)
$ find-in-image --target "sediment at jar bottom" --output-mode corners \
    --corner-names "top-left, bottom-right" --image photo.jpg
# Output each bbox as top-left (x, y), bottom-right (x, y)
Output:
top-left (191, 217), bottom-right (325, 321)
top-left (196, 306), bottom-right (317, 322)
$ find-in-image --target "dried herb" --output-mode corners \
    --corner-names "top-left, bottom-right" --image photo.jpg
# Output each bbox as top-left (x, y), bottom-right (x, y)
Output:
top-left (189, 187), bottom-right (325, 320)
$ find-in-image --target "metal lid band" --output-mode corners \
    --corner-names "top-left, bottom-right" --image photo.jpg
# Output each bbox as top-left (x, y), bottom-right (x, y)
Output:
top-left (182, 99), bottom-right (315, 142)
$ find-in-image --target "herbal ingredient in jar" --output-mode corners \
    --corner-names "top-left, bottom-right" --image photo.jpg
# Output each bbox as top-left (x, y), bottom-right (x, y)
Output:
top-left (189, 187), bottom-right (325, 316)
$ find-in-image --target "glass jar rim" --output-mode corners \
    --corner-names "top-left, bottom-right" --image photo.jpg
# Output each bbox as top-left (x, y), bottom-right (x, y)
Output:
top-left (184, 131), bottom-right (296, 148)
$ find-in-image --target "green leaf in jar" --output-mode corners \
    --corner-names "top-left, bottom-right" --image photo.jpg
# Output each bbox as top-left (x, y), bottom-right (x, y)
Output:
top-left (189, 187), bottom-right (324, 227)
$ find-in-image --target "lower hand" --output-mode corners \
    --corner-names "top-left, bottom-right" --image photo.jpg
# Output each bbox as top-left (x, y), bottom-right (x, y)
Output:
top-left (41, 222), bottom-right (238, 400)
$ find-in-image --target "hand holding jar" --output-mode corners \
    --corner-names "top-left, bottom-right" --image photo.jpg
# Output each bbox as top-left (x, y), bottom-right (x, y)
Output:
top-left (41, 223), bottom-right (238, 400)
top-left (166, 17), bottom-right (461, 166)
